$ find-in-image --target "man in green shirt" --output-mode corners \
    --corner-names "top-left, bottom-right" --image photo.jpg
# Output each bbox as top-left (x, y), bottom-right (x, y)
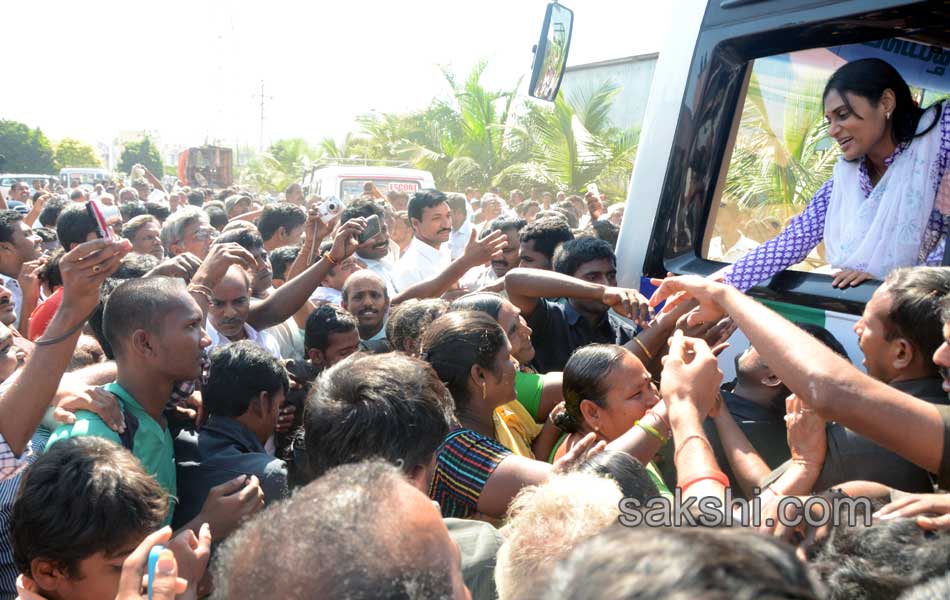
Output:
top-left (47, 276), bottom-right (212, 522)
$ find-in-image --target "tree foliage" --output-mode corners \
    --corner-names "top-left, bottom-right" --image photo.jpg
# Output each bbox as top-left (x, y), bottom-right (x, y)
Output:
top-left (0, 120), bottom-right (55, 173)
top-left (53, 138), bottom-right (102, 171)
top-left (118, 136), bottom-right (163, 177)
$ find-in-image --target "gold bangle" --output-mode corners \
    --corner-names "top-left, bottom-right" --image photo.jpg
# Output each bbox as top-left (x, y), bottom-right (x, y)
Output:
top-left (636, 420), bottom-right (668, 445)
top-left (632, 336), bottom-right (653, 360)
top-left (322, 251), bottom-right (338, 265)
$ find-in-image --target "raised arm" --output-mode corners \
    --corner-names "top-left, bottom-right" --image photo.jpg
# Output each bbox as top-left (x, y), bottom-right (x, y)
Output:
top-left (392, 230), bottom-right (506, 304)
top-left (0, 238), bottom-right (131, 455)
top-left (723, 180), bottom-right (831, 292)
top-left (651, 276), bottom-right (945, 474)
top-left (504, 267), bottom-right (651, 324)
top-left (248, 219), bottom-right (365, 330)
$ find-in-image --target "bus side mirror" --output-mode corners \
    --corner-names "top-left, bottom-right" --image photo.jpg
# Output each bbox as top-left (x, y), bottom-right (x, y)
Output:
top-left (528, 2), bottom-right (574, 102)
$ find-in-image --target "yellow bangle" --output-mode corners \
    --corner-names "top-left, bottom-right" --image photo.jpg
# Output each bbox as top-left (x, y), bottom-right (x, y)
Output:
top-left (322, 251), bottom-right (338, 265)
top-left (633, 336), bottom-right (653, 360)
top-left (636, 420), bottom-right (668, 445)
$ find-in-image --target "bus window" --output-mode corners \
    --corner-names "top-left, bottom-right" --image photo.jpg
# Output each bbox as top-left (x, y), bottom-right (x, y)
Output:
top-left (702, 39), bottom-right (950, 275)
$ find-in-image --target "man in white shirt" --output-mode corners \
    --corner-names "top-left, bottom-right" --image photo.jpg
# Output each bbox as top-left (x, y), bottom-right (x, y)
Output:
top-left (393, 189), bottom-right (453, 291)
top-left (447, 193), bottom-right (473, 260)
top-left (207, 264), bottom-right (282, 359)
top-left (0, 211), bottom-right (42, 329)
top-left (340, 199), bottom-right (399, 296)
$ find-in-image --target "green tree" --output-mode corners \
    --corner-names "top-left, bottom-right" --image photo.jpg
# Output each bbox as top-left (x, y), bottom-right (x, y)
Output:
top-left (0, 120), bottom-right (55, 173)
top-left (53, 137), bottom-right (102, 171)
top-left (497, 81), bottom-right (639, 199)
top-left (268, 138), bottom-right (319, 176)
top-left (118, 136), bottom-right (163, 177)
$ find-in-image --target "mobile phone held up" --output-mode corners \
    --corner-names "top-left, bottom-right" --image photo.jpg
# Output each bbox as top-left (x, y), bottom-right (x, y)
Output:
top-left (358, 214), bottom-right (382, 244)
top-left (86, 200), bottom-right (112, 240)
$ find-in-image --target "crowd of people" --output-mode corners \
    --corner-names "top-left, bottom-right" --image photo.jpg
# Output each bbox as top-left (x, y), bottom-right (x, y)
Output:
top-left (0, 55), bottom-right (949, 600)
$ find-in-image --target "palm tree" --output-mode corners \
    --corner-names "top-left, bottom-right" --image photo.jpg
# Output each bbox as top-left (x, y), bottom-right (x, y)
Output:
top-left (497, 81), bottom-right (639, 199)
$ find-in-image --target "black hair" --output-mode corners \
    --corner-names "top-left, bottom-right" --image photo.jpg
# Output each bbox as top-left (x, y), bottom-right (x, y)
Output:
top-left (481, 216), bottom-right (526, 239)
top-left (797, 323), bottom-right (849, 359)
top-left (880, 267), bottom-right (950, 363)
top-left (55, 204), bottom-right (97, 251)
top-left (214, 226), bottom-right (264, 254)
top-left (38, 248), bottom-right (64, 290)
top-left (516, 200), bottom-right (540, 218)
top-left (520, 217), bottom-right (575, 261)
top-left (810, 507), bottom-right (950, 600)
top-left (407, 188), bottom-right (448, 223)
top-left (38, 197), bottom-right (69, 228)
top-left (541, 525), bottom-right (820, 600)
top-left (823, 58), bottom-right (942, 147)
top-left (578, 451), bottom-right (660, 505)
top-left (12, 437), bottom-right (167, 579)
top-left (449, 291), bottom-right (505, 320)
top-left (213, 460), bottom-right (457, 599)
top-left (557, 344), bottom-right (628, 433)
top-left (553, 236), bottom-right (616, 277)
top-left (187, 190), bottom-right (205, 206)
top-left (586, 220), bottom-right (620, 250)
top-left (420, 311), bottom-right (508, 412)
top-left (257, 203), bottom-right (306, 242)
top-left (304, 304), bottom-right (358, 352)
top-left (204, 204), bottom-right (228, 230)
top-left (103, 277), bottom-right (191, 355)
top-left (0, 210), bottom-right (24, 245)
top-left (112, 253), bottom-right (159, 279)
top-left (33, 227), bottom-right (58, 245)
top-left (341, 198), bottom-right (385, 224)
top-left (203, 341), bottom-right (289, 417)
top-left (269, 245), bottom-right (300, 281)
top-left (145, 201), bottom-right (170, 223)
top-left (302, 353), bottom-right (454, 481)
top-left (119, 201), bottom-right (147, 222)
top-left (385, 298), bottom-right (449, 356)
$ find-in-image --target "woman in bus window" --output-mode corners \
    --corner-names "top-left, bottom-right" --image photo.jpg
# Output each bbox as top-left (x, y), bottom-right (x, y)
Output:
top-left (724, 58), bottom-right (950, 290)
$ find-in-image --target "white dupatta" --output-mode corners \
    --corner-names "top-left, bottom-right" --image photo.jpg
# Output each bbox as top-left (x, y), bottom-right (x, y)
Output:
top-left (824, 106), bottom-right (943, 278)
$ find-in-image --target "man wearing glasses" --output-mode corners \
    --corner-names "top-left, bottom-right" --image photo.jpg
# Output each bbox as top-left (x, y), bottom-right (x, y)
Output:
top-left (160, 206), bottom-right (217, 259)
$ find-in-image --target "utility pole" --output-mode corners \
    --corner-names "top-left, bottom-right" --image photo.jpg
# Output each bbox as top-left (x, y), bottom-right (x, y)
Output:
top-left (252, 80), bottom-right (273, 154)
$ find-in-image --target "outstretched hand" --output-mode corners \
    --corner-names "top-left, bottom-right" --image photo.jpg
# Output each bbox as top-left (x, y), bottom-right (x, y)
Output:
top-left (602, 286), bottom-right (652, 326)
top-left (660, 329), bottom-right (723, 418)
top-left (329, 218), bottom-right (366, 263)
top-left (463, 229), bottom-right (507, 266)
top-left (60, 237), bottom-right (133, 315)
top-left (649, 275), bottom-right (729, 327)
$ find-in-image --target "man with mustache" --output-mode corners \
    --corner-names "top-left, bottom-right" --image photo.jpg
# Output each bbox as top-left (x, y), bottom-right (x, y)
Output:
top-left (393, 189), bottom-right (454, 291)
top-left (750, 267), bottom-right (950, 494)
top-left (341, 270), bottom-right (390, 354)
top-left (462, 217), bottom-right (525, 290)
top-left (206, 265), bottom-right (282, 359)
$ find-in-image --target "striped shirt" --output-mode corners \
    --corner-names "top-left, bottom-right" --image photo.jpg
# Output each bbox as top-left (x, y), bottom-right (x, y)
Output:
top-left (429, 428), bottom-right (511, 520)
top-left (0, 430), bottom-right (49, 598)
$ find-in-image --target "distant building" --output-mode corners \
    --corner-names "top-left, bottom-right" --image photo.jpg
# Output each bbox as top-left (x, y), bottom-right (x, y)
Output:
top-left (560, 53), bottom-right (658, 132)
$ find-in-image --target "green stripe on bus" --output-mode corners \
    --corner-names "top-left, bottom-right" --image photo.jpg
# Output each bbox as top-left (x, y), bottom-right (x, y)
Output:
top-left (760, 299), bottom-right (826, 327)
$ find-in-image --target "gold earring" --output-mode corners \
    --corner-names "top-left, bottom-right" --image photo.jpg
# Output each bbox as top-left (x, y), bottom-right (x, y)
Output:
top-left (886, 111), bottom-right (891, 120)
top-left (481, 381), bottom-right (487, 401)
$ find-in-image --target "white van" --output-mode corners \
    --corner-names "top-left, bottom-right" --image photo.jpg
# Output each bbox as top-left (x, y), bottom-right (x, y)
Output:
top-left (606, 0), bottom-right (950, 372)
top-left (300, 163), bottom-right (436, 204)
top-left (60, 167), bottom-right (110, 187)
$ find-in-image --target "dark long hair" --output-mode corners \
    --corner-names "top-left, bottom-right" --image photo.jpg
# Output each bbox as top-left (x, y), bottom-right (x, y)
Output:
top-left (556, 344), bottom-right (627, 433)
top-left (420, 311), bottom-right (507, 412)
top-left (823, 58), bottom-right (942, 146)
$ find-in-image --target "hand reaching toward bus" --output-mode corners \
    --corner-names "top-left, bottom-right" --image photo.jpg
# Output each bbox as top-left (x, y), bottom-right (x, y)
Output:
top-left (601, 286), bottom-right (652, 326)
top-left (785, 393), bottom-right (827, 469)
top-left (660, 330), bottom-right (723, 418)
top-left (650, 275), bottom-right (729, 327)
